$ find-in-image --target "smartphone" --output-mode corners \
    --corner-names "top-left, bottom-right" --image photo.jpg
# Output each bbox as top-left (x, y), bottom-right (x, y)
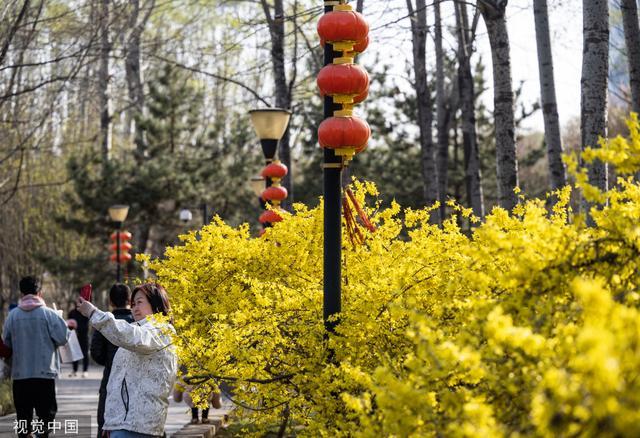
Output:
top-left (80, 283), bottom-right (92, 302)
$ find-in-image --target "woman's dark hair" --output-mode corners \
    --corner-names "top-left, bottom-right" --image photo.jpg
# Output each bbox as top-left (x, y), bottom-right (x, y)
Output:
top-left (109, 283), bottom-right (131, 308)
top-left (131, 283), bottom-right (171, 318)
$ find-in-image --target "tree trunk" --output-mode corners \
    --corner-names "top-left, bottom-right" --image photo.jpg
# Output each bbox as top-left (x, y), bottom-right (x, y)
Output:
top-left (407, 0), bottom-right (439, 221)
top-left (533, 0), bottom-right (566, 191)
top-left (434, 0), bottom-right (449, 221)
top-left (479, 0), bottom-right (518, 211)
top-left (125, 0), bottom-right (154, 161)
top-left (261, 0), bottom-right (293, 209)
top-left (356, 0), bottom-right (364, 13)
top-left (581, 0), bottom-right (608, 194)
top-left (621, 0), bottom-right (640, 114)
top-left (455, 2), bottom-right (484, 219)
top-left (98, 0), bottom-right (112, 162)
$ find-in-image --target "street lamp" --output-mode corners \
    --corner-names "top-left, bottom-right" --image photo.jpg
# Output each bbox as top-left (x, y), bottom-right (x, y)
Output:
top-left (249, 108), bottom-right (291, 230)
top-left (108, 204), bottom-right (129, 283)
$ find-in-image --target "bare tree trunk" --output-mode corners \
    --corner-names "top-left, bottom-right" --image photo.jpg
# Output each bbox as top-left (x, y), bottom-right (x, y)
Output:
top-left (434, 0), bottom-right (449, 221)
top-left (98, 0), bottom-right (112, 162)
top-left (533, 0), bottom-right (566, 191)
top-left (455, 2), bottom-right (484, 219)
top-left (581, 0), bottom-right (608, 195)
top-left (261, 0), bottom-right (293, 209)
top-left (125, 0), bottom-right (155, 162)
top-left (479, 0), bottom-right (518, 211)
top-left (356, 0), bottom-right (364, 13)
top-left (621, 0), bottom-right (640, 114)
top-left (407, 0), bottom-right (439, 221)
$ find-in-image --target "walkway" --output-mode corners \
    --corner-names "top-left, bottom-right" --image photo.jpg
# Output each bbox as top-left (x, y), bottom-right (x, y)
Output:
top-left (0, 364), bottom-right (231, 437)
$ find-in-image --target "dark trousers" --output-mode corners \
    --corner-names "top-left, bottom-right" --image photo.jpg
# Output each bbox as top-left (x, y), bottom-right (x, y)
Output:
top-left (12, 378), bottom-right (57, 438)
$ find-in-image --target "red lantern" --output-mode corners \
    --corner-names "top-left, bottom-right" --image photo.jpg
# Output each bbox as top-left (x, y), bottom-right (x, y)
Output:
top-left (262, 186), bottom-right (288, 202)
top-left (110, 241), bottom-right (132, 252)
top-left (261, 162), bottom-right (288, 180)
top-left (318, 116), bottom-right (370, 153)
top-left (259, 210), bottom-right (283, 224)
top-left (317, 64), bottom-right (369, 103)
top-left (317, 7), bottom-right (368, 44)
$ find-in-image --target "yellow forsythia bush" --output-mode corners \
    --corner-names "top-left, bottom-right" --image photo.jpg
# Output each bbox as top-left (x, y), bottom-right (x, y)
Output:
top-left (143, 114), bottom-right (640, 436)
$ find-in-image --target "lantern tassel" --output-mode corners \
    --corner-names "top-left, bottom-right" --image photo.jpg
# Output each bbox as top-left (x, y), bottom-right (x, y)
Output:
top-left (345, 188), bottom-right (376, 232)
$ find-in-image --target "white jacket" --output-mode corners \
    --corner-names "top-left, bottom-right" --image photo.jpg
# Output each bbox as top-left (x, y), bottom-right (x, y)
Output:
top-left (90, 309), bottom-right (178, 436)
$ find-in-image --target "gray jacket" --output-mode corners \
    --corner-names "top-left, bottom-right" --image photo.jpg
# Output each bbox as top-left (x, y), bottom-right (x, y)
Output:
top-left (2, 295), bottom-right (70, 380)
top-left (90, 309), bottom-right (177, 436)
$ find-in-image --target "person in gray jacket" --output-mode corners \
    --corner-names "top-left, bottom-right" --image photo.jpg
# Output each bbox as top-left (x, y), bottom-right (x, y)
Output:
top-left (2, 276), bottom-right (70, 438)
top-left (77, 282), bottom-right (177, 438)
top-left (90, 283), bottom-right (134, 438)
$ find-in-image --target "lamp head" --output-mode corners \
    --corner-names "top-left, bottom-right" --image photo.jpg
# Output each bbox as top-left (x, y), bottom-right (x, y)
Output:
top-left (248, 108), bottom-right (291, 141)
top-left (108, 205), bottom-right (129, 224)
top-left (179, 209), bottom-right (193, 223)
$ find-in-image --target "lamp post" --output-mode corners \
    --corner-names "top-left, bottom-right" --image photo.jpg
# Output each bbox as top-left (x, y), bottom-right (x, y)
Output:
top-left (249, 108), bottom-right (291, 229)
top-left (108, 204), bottom-right (129, 283)
top-left (317, 3), bottom-right (370, 334)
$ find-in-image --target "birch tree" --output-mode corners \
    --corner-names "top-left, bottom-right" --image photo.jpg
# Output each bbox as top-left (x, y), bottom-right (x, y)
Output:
top-left (478, 0), bottom-right (518, 211)
top-left (455, 2), bottom-right (484, 219)
top-left (533, 0), bottom-right (566, 190)
top-left (581, 0), bottom-right (609, 192)
top-left (98, 0), bottom-right (112, 162)
top-left (620, 0), bottom-right (640, 114)
top-left (407, 0), bottom-right (439, 220)
top-left (434, 0), bottom-right (450, 221)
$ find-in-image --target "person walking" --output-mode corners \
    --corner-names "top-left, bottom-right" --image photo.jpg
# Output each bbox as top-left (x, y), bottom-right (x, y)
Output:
top-left (68, 301), bottom-right (90, 377)
top-left (2, 276), bottom-right (70, 438)
top-left (77, 282), bottom-right (177, 438)
top-left (90, 283), bottom-right (134, 438)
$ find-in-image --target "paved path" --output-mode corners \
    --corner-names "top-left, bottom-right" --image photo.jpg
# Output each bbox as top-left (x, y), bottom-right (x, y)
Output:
top-left (0, 364), bottom-right (230, 437)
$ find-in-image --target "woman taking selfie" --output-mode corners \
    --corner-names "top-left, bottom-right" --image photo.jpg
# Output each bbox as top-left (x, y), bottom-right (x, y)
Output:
top-left (77, 283), bottom-right (177, 438)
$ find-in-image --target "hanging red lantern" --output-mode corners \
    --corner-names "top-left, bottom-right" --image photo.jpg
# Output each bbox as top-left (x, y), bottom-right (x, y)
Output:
top-left (317, 64), bottom-right (369, 104)
top-left (317, 6), bottom-right (369, 46)
top-left (261, 161), bottom-right (288, 180)
top-left (261, 186), bottom-right (288, 202)
top-left (259, 210), bottom-right (283, 224)
top-left (318, 116), bottom-right (370, 159)
top-left (110, 241), bottom-right (132, 252)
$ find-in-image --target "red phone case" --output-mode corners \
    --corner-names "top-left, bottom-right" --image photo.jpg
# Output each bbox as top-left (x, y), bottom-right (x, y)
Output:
top-left (80, 284), bottom-right (92, 302)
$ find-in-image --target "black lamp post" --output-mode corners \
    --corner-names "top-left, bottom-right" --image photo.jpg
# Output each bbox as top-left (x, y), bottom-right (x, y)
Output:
top-left (322, 9), bottom-right (343, 335)
top-left (108, 204), bottom-right (129, 283)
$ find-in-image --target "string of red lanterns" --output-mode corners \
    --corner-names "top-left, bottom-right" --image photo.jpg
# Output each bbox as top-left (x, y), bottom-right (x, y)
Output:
top-left (258, 160), bottom-right (288, 227)
top-left (317, 2), bottom-right (371, 165)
